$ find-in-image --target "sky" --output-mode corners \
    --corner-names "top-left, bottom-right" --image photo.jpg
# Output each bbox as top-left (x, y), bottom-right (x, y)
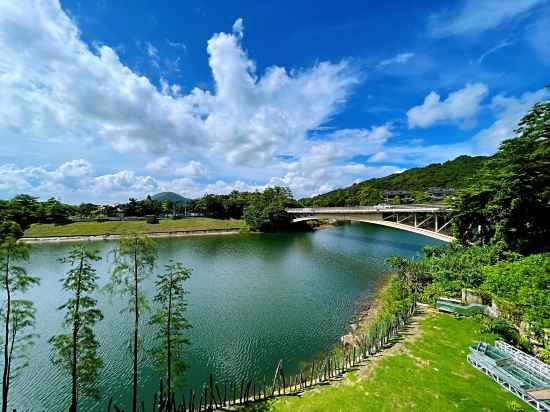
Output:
top-left (1, 0), bottom-right (549, 204)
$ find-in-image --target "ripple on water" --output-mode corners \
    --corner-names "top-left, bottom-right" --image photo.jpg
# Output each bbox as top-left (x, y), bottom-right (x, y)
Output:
top-left (9, 225), bottom-right (442, 410)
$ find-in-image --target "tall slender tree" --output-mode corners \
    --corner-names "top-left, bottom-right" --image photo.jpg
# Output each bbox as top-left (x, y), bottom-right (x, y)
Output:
top-left (107, 235), bottom-right (156, 412)
top-left (49, 245), bottom-right (104, 412)
top-left (149, 261), bottom-right (192, 406)
top-left (1, 238), bottom-right (39, 412)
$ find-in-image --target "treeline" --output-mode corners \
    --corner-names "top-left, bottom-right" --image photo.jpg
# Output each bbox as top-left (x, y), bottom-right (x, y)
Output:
top-left (187, 187), bottom-right (303, 232)
top-left (300, 155), bottom-right (488, 207)
top-left (74, 196), bottom-right (188, 219)
top-left (388, 97), bottom-right (550, 362)
top-left (0, 195), bottom-right (75, 237)
top-left (1, 234), bottom-right (191, 412)
top-left (0, 195), bottom-right (182, 235)
top-left (1, 186), bottom-right (302, 238)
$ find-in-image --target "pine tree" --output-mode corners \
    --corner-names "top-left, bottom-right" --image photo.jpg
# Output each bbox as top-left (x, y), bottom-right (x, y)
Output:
top-left (107, 235), bottom-right (156, 412)
top-left (49, 245), bottom-right (104, 412)
top-left (149, 261), bottom-right (192, 406)
top-left (1, 238), bottom-right (39, 412)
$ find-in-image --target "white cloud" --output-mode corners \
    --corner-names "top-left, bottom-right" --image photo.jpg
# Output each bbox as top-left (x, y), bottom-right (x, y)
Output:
top-left (429, 0), bottom-right (544, 37)
top-left (264, 125), bottom-right (401, 196)
top-left (378, 52), bottom-right (415, 67)
top-left (472, 87), bottom-right (550, 153)
top-left (477, 39), bottom-right (514, 64)
top-left (0, 2), bottom-right (359, 169)
top-left (165, 38), bottom-right (187, 50)
top-left (204, 179), bottom-right (260, 195)
top-left (146, 157), bottom-right (207, 177)
top-left (232, 18), bottom-right (244, 38)
top-left (407, 83), bottom-right (488, 128)
top-left (145, 42), bottom-right (158, 58)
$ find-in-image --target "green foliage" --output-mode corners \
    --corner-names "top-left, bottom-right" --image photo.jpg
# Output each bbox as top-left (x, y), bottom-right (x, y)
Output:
top-left (507, 400), bottom-right (526, 412)
top-left (149, 261), bottom-right (192, 396)
top-left (482, 254), bottom-right (550, 341)
top-left (452, 98), bottom-right (550, 254)
top-left (539, 341), bottom-right (550, 364)
top-left (481, 317), bottom-right (521, 347)
top-left (150, 192), bottom-right (191, 205)
top-left (0, 221), bottom-right (23, 241)
top-left (0, 195), bottom-right (77, 232)
top-left (244, 187), bottom-right (296, 232)
top-left (390, 242), bottom-right (549, 349)
top-left (107, 235), bottom-right (157, 309)
top-left (416, 243), bottom-right (515, 301)
top-left (188, 190), bottom-right (263, 219)
top-left (385, 256), bottom-right (428, 306)
top-left (300, 155), bottom-right (487, 206)
top-left (49, 245), bottom-right (104, 406)
top-left (0, 239), bottom-right (40, 411)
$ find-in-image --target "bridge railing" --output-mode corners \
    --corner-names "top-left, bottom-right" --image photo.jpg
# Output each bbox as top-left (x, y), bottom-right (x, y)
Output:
top-left (286, 205), bottom-right (449, 214)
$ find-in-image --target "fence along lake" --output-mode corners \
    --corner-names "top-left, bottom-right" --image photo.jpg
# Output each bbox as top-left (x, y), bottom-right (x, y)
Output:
top-left (10, 223), bottom-right (442, 410)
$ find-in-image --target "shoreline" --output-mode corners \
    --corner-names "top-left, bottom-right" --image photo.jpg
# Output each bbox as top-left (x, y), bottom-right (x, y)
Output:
top-left (19, 227), bottom-right (243, 243)
top-left (349, 275), bottom-right (394, 335)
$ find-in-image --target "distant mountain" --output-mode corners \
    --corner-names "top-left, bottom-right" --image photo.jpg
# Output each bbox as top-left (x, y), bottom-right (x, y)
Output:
top-left (299, 155), bottom-right (489, 206)
top-left (151, 192), bottom-right (191, 205)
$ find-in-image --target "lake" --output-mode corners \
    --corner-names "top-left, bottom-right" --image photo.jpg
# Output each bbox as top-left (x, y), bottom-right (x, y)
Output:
top-left (9, 223), bottom-right (442, 410)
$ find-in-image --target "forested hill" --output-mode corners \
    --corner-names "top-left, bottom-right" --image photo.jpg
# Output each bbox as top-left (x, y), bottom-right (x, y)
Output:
top-left (299, 155), bottom-right (488, 207)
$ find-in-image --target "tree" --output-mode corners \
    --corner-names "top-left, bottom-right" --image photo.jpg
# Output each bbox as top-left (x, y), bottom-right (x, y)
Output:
top-left (0, 222), bottom-right (23, 242)
top-left (49, 245), bottom-right (104, 411)
top-left (244, 187), bottom-right (296, 232)
top-left (41, 198), bottom-right (74, 225)
top-left (107, 235), bottom-right (157, 412)
top-left (385, 256), bottom-right (426, 297)
top-left (452, 97), bottom-right (550, 254)
top-left (149, 261), bottom-right (191, 406)
top-left (0, 238), bottom-right (39, 412)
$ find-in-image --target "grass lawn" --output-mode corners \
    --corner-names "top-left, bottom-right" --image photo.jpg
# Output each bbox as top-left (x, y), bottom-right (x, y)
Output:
top-left (23, 218), bottom-right (247, 237)
top-left (247, 312), bottom-right (526, 412)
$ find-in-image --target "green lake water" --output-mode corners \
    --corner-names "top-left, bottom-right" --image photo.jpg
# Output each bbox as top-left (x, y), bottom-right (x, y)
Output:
top-left (8, 223), bottom-right (442, 410)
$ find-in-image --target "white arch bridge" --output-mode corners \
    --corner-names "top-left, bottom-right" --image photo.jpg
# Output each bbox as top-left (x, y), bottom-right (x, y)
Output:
top-left (286, 205), bottom-right (455, 242)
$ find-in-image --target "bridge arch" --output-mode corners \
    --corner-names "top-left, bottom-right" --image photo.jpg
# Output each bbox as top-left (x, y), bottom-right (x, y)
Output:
top-left (287, 206), bottom-right (455, 243)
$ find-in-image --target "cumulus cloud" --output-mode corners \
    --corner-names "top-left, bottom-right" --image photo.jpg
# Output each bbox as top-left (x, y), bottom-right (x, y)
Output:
top-left (146, 157), bottom-right (207, 177)
top-left (0, 2), bottom-right (359, 171)
top-left (428, 0), bottom-right (544, 37)
top-left (0, 160), bottom-right (160, 202)
top-left (407, 83), bottom-right (488, 129)
top-left (264, 125), bottom-right (401, 196)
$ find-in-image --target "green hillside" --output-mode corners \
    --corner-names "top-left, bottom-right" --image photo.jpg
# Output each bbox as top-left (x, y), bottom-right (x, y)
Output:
top-left (300, 155), bottom-right (488, 206)
top-left (151, 191), bottom-right (191, 205)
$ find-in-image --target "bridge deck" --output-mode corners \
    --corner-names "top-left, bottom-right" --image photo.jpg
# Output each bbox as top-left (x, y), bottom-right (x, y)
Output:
top-left (287, 205), bottom-right (449, 214)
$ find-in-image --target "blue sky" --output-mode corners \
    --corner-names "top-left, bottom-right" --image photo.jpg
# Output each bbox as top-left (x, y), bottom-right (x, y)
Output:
top-left (1, 0), bottom-right (549, 203)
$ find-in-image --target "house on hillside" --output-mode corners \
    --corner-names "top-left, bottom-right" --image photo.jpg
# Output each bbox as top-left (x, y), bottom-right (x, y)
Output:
top-left (426, 187), bottom-right (456, 201)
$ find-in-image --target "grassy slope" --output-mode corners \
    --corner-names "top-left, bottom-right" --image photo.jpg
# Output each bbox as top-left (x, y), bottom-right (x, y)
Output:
top-left (24, 218), bottom-right (246, 237)
top-left (253, 313), bottom-right (524, 412)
